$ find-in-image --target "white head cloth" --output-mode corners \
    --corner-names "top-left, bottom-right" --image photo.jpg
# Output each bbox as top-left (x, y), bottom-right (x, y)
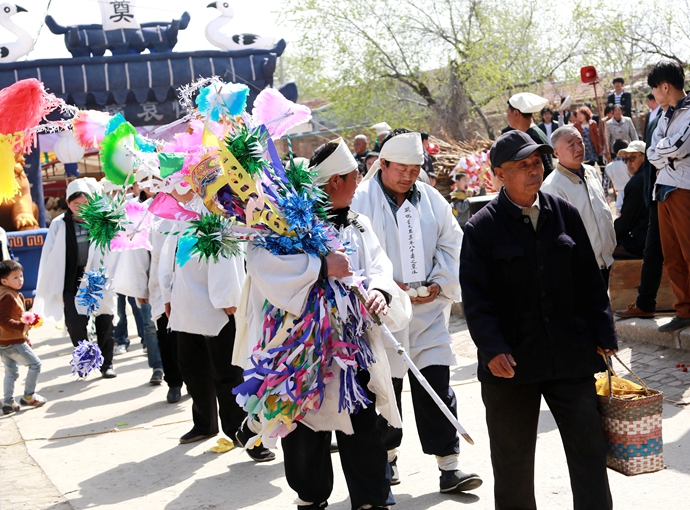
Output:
top-left (99, 178), bottom-right (121, 194)
top-left (66, 177), bottom-right (100, 199)
top-left (311, 138), bottom-right (358, 186)
top-left (363, 131), bottom-right (424, 181)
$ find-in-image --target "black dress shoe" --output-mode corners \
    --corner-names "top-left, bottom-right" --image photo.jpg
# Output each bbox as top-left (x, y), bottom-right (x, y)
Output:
top-left (235, 420), bottom-right (276, 462)
top-left (297, 502), bottom-right (327, 509)
top-left (150, 369), bottom-right (164, 385)
top-left (179, 429), bottom-right (217, 444)
top-left (439, 469), bottom-right (483, 493)
top-left (101, 366), bottom-right (117, 379)
top-left (167, 386), bottom-right (182, 403)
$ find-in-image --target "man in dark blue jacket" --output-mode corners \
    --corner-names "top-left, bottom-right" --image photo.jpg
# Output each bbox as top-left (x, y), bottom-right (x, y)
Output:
top-left (460, 130), bottom-right (617, 510)
top-left (614, 142), bottom-right (649, 258)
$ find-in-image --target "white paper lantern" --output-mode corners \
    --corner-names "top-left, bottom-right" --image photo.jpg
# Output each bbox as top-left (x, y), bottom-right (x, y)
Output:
top-left (54, 131), bottom-right (85, 164)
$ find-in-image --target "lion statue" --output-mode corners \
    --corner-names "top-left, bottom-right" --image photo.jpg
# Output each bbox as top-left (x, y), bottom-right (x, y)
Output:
top-left (0, 152), bottom-right (39, 232)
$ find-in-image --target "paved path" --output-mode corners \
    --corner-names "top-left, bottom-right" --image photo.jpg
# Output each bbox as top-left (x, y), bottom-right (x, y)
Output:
top-left (0, 317), bottom-right (688, 509)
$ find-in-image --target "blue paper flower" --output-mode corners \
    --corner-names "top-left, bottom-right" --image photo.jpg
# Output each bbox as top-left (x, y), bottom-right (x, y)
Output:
top-left (135, 135), bottom-right (157, 153)
top-left (255, 234), bottom-right (302, 256)
top-left (196, 82), bottom-right (250, 121)
top-left (104, 113), bottom-right (126, 136)
top-left (176, 235), bottom-right (198, 267)
top-left (279, 192), bottom-right (314, 232)
top-left (298, 223), bottom-right (331, 257)
top-left (75, 269), bottom-right (109, 317)
top-left (70, 340), bottom-right (104, 378)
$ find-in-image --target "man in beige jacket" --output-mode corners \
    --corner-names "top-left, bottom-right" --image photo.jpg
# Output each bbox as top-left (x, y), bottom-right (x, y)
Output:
top-left (541, 126), bottom-right (616, 286)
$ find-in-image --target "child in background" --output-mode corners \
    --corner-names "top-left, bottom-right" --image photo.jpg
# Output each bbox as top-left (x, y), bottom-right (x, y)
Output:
top-left (450, 172), bottom-right (473, 230)
top-left (0, 260), bottom-right (46, 415)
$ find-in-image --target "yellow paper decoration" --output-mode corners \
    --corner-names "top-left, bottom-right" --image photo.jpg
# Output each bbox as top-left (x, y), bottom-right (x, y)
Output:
top-left (201, 127), bottom-right (220, 148)
top-left (185, 154), bottom-right (226, 216)
top-left (208, 437), bottom-right (235, 453)
top-left (595, 376), bottom-right (645, 398)
top-left (0, 134), bottom-right (21, 202)
top-left (218, 144), bottom-right (292, 236)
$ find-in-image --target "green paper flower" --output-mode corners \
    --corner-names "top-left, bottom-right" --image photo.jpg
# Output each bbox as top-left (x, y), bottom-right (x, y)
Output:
top-left (284, 157), bottom-right (316, 195)
top-left (100, 122), bottom-right (137, 186)
top-left (185, 213), bottom-right (244, 263)
top-left (225, 125), bottom-right (270, 178)
top-left (78, 194), bottom-right (128, 252)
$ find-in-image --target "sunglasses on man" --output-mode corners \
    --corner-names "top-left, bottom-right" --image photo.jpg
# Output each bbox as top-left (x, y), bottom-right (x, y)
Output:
top-left (621, 154), bottom-right (641, 163)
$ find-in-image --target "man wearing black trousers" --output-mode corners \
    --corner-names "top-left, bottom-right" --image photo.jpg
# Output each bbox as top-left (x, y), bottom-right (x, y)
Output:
top-left (615, 98), bottom-right (665, 318)
top-left (240, 139), bottom-right (403, 509)
top-left (155, 315), bottom-right (183, 403)
top-left (35, 179), bottom-right (116, 379)
top-left (175, 317), bottom-right (244, 444)
top-left (461, 131), bottom-right (617, 510)
top-left (160, 189), bottom-right (273, 461)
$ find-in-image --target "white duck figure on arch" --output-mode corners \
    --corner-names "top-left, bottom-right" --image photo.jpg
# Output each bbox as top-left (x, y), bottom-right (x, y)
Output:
top-left (0, 3), bottom-right (33, 63)
top-left (206, 1), bottom-right (277, 51)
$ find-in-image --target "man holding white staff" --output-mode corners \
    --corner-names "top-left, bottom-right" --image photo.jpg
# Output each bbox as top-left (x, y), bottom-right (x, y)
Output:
top-left (352, 129), bottom-right (482, 493)
top-left (235, 139), bottom-right (407, 510)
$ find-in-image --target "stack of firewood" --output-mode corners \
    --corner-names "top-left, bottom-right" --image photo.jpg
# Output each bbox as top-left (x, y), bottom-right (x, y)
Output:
top-left (429, 135), bottom-right (494, 199)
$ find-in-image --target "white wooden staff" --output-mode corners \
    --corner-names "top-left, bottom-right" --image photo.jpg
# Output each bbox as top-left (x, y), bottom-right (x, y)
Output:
top-left (352, 287), bottom-right (475, 445)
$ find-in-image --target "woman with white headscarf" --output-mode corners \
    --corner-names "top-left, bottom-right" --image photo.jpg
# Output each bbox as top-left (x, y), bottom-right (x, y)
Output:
top-left (34, 178), bottom-right (118, 378)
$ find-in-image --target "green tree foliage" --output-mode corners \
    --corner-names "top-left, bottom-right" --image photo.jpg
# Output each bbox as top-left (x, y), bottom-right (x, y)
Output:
top-left (603, 0), bottom-right (690, 68)
top-left (283, 0), bottom-right (598, 139)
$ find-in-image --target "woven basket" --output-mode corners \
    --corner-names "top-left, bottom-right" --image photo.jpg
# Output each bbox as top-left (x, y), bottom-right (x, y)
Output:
top-left (598, 354), bottom-right (665, 476)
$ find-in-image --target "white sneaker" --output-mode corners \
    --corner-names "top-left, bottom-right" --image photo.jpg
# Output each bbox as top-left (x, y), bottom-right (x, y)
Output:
top-left (113, 344), bottom-right (128, 355)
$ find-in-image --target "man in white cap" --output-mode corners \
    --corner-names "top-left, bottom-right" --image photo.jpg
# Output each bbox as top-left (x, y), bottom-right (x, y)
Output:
top-left (352, 129), bottom-right (482, 494)
top-left (372, 121), bottom-right (391, 152)
top-left (613, 140), bottom-right (649, 259)
top-left (505, 92), bottom-right (554, 177)
top-left (236, 138), bottom-right (406, 510)
top-left (34, 178), bottom-right (118, 378)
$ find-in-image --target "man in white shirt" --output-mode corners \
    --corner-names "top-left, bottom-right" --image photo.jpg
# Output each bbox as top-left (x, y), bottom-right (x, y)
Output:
top-left (542, 126), bottom-right (616, 286)
top-left (160, 189), bottom-right (274, 461)
top-left (605, 140), bottom-right (635, 214)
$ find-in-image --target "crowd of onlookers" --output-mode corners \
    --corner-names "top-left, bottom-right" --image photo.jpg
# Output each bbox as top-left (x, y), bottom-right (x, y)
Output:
top-left (353, 67), bottom-right (689, 335)
top-left (530, 77), bottom-right (661, 278)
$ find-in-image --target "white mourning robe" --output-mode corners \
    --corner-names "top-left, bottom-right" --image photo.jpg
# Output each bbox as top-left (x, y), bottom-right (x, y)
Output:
top-left (110, 217), bottom-right (174, 324)
top-left (34, 213), bottom-right (116, 321)
top-left (234, 213), bottom-right (408, 434)
top-left (158, 210), bottom-right (245, 337)
top-left (351, 178), bottom-right (462, 378)
top-left (112, 247), bottom-right (150, 301)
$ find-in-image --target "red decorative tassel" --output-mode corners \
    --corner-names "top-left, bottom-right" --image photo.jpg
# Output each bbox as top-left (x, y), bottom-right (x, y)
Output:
top-left (0, 79), bottom-right (63, 151)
